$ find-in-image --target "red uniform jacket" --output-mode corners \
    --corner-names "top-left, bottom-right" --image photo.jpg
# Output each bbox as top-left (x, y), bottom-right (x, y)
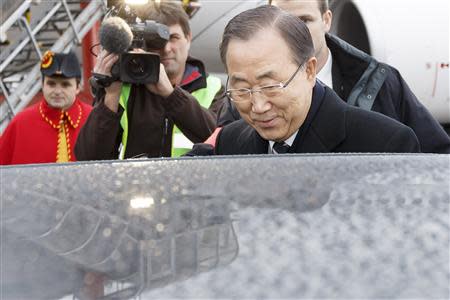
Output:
top-left (0, 98), bottom-right (92, 165)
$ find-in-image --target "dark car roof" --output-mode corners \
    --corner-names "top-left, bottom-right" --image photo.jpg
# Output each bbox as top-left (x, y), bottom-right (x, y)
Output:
top-left (2, 154), bottom-right (449, 299)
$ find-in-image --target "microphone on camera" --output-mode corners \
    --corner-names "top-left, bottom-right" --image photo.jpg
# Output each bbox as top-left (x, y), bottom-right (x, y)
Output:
top-left (99, 16), bottom-right (133, 54)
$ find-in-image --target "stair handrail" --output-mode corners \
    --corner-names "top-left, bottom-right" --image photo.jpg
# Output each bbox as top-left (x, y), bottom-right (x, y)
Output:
top-left (0, 0), bottom-right (105, 133)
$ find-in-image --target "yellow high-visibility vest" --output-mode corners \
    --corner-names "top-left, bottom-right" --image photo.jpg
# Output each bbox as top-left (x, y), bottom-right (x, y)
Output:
top-left (171, 75), bottom-right (222, 157)
top-left (117, 76), bottom-right (222, 159)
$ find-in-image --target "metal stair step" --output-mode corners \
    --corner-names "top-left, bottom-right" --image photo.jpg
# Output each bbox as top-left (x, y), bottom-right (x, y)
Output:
top-left (0, 0), bottom-right (105, 132)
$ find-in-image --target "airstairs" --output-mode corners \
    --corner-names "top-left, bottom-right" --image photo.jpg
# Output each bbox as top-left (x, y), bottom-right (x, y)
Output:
top-left (0, 0), bottom-right (106, 133)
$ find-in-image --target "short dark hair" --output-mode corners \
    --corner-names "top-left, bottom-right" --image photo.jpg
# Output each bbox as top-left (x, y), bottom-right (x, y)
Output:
top-left (141, 1), bottom-right (191, 37)
top-left (268, 0), bottom-right (330, 15)
top-left (220, 5), bottom-right (314, 68)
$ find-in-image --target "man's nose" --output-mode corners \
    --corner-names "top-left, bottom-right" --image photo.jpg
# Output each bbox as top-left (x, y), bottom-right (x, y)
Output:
top-left (251, 92), bottom-right (271, 114)
top-left (53, 85), bottom-right (62, 93)
top-left (162, 41), bottom-right (172, 53)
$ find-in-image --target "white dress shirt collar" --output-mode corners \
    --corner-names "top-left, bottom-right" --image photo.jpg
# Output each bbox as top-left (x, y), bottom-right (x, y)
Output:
top-left (316, 48), bottom-right (333, 88)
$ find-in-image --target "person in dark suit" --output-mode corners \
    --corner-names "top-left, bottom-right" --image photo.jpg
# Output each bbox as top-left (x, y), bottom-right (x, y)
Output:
top-left (217, 0), bottom-right (450, 154)
top-left (189, 5), bottom-right (420, 155)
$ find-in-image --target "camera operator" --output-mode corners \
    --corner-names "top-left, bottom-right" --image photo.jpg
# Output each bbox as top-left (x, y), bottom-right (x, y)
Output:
top-left (75, 1), bottom-right (225, 160)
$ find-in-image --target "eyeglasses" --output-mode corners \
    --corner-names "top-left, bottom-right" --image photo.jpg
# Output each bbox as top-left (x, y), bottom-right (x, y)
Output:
top-left (225, 64), bottom-right (304, 103)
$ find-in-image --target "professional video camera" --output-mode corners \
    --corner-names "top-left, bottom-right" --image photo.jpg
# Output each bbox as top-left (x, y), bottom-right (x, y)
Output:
top-left (96, 1), bottom-right (170, 85)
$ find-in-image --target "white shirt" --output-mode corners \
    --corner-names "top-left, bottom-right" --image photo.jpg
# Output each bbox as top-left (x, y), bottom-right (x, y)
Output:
top-left (269, 130), bottom-right (299, 154)
top-left (316, 48), bottom-right (333, 89)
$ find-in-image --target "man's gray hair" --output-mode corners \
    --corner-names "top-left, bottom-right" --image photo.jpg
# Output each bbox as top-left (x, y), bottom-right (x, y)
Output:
top-left (220, 5), bottom-right (314, 68)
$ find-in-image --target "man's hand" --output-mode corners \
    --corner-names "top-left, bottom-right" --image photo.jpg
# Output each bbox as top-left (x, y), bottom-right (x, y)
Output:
top-left (145, 62), bottom-right (174, 98)
top-left (128, 48), bottom-right (174, 98)
top-left (95, 49), bottom-right (122, 112)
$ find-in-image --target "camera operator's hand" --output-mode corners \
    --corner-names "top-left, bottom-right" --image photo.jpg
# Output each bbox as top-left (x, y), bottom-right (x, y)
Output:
top-left (145, 63), bottom-right (174, 98)
top-left (129, 49), bottom-right (174, 98)
top-left (95, 49), bottom-right (122, 113)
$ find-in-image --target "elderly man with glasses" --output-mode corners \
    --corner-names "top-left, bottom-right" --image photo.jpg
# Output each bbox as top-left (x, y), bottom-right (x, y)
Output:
top-left (188, 5), bottom-right (420, 155)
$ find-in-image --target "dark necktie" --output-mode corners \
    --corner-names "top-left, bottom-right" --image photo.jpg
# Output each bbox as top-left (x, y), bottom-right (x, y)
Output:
top-left (273, 141), bottom-right (290, 154)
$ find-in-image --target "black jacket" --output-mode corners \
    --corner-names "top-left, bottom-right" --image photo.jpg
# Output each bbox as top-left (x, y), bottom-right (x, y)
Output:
top-left (215, 83), bottom-right (420, 155)
top-left (75, 57), bottom-right (226, 160)
top-left (217, 34), bottom-right (450, 154)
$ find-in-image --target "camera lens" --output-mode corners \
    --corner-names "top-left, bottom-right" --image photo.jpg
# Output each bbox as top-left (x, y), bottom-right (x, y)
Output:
top-left (120, 52), bottom-right (160, 84)
top-left (125, 56), bottom-right (150, 80)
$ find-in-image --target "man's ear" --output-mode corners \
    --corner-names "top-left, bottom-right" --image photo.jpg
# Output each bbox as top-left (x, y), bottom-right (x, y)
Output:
top-left (322, 10), bottom-right (332, 33)
top-left (306, 57), bottom-right (317, 83)
top-left (76, 81), bottom-right (81, 95)
top-left (186, 31), bottom-right (192, 47)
